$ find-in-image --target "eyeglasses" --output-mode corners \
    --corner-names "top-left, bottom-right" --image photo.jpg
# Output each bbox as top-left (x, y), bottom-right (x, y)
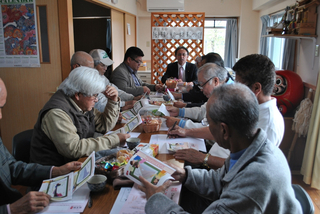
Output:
top-left (98, 62), bottom-right (107, 68)
top-left (81, 93), bottom-right (99, 101)
top-left (198, 76), bottom-right (215, 90)
top-left (130, 57), bottom-right (143, 64)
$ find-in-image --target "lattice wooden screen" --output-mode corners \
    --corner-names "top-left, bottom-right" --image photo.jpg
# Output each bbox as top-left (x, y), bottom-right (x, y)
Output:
top-left (151, 12), bottom-right (205, 84)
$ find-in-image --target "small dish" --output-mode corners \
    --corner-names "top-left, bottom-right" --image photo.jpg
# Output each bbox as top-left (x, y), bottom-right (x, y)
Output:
top-left (87, 174), bottom-right (107, 192)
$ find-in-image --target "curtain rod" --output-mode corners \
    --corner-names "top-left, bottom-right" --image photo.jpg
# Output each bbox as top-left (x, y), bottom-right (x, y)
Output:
top-left (268, 8), bottom-right (285, 16)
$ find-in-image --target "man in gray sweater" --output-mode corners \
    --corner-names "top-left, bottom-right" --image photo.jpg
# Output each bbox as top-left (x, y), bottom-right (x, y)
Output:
top-left (138, 83), bottom-right (302, 214)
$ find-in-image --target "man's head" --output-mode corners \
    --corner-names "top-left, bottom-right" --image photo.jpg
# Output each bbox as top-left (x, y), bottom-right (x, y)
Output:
top-left (201, 52), bottom-right (224, 68)
top-left (175, 46), bottom-right (189, 66)
top-left (233, 54), bottom-right (275, 97)
top-left (124, 46), bottom-right (144, 71)
top-left (207, 83), bottom-right (259, 150)
top-left (60, 66), bottom-right (106, 112)
top-left (89, 49), bottom-right (114, 76)
top-left (70, 51), bottom-right (94, 70)
top-left (0, 78), bottom-right (7, 120)
top-left (197, 63), bottom-right (227, 98)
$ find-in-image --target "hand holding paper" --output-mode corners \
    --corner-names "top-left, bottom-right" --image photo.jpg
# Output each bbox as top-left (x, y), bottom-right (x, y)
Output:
top-left (137, 176), bottom-right (172, 200)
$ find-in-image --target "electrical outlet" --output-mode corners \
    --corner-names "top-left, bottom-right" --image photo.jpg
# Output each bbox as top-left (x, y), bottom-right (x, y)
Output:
top-left (315, 45), bottom-right (319, 57)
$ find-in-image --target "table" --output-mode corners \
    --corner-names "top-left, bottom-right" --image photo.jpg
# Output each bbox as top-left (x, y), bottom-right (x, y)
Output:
top-left (81, 124), bottom-right (184, 214)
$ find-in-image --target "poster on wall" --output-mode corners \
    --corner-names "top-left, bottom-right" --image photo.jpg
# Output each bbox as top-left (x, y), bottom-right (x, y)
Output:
top-left (0, 0), bottom-right (40, 67)
top-left (152, 27), bottom-right (203, 40)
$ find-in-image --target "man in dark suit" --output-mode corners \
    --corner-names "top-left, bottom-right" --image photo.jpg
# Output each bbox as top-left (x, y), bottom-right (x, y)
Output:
top-left (161, 46), bottom-right (198, 85)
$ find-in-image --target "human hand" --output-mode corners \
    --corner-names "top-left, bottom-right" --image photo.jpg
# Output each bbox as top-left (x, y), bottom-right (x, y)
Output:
top-left (166, 106), bottom-right (179, 117)
top-left (103, 86), bottom-right (118, 102)
top-left (163, 116), bottom-right (180, 128)
top-left (170, 92), bottom-right (182, 100)
top-left (167, 164), bottom-right (187, 183)
top-left (137, 176), bottom-right (172, 200)
top-left (167, 125), bottom-right (187, 138)
top-left (121, 100), bottom-right (136, 111)
top-left (117, 133), bottom-right (131, 147)
top-left (52, 161), bottom-right (82, 177)
top-left (134, 95), bottom-right (143, 100)
top-left (155, 84), bottom-right (164, 92)
top-left (143, 86), bottom-right (151, 94)
top-left (173, 101), bottom-right (187, 108)
top-left (10, 192), bottom-right (51, 214)
top-left (174, 149), bottom-right (206, 165)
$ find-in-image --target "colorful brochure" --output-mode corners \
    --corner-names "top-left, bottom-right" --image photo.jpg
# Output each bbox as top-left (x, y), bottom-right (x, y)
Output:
top-left (39, 152), bottom-right (95, 201)
top-left (124, 150), bottom-right (175, 186)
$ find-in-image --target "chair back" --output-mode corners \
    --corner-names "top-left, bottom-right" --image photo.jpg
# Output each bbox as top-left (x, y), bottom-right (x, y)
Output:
top-left (12, 129), bottom-right (33, 163)
top-left (292, 184), bottom-right (314, 214)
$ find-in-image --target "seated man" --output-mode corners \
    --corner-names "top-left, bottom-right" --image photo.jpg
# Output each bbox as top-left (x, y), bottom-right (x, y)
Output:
top-left (0, 78), bottom-right (82, 214)
top-left (165, 63), bottom-right (227, 129)
top-left (30, 66), bottom-right (130, 166)
top-left (88, 49), bottom-right (142, 111)
top-left (161, 46), bottom-right (198, 86)
top-left (173, 52), bottom-right (226, 108)
top-left (111, 46), bottom-right (164, 96)
top-left (168, 54), bottom-right (285, 169)
top-left (67, 51), bottom-right (141, 112)
top-left (139, 83), bottom-right (302, 214)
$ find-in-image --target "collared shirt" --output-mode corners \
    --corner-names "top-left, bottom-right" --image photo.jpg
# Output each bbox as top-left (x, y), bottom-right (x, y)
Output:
top-left (125, 64), bottom-right (141, 86)
top-left (178, 63), bottom-right (186, 82)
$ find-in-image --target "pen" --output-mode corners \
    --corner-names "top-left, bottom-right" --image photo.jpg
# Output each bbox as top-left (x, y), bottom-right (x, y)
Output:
top-left (88, 191), bottom-right (92, 208)
top-left (167, 121), bottom-right (177, 139)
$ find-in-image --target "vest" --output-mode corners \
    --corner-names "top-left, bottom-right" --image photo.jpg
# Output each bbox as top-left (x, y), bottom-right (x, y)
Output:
top-left (30, 90), bottom-right (96, 166)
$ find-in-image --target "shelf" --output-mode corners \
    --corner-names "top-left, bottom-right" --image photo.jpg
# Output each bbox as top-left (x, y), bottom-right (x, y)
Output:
top-left (262, 34), bottom-right (317, 69)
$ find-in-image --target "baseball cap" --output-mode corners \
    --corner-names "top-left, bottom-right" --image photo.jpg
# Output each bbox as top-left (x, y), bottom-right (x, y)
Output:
top-left (90, 49), bottom-right (114, 66)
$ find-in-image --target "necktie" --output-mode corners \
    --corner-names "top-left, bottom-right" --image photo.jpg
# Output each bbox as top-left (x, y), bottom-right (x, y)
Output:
top-left (179, 67), bottom-right (183, 81)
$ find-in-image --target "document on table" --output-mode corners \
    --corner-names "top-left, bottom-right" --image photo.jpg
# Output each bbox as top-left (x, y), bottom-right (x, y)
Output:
top-left (38, 184), bottom-right (90, 213)
top-left (111, 183), bottom-right (182, 214)
top-left (149, 134), bottom-right (207, 154)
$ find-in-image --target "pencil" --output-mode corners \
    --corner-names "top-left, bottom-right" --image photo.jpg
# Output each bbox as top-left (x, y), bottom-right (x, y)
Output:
top-left (167, 121), bottom-right (177, 139)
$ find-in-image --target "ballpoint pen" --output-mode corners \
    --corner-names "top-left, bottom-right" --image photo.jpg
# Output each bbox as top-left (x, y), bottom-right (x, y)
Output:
top-left (88, 191), bottom-right (92, 208)
top-left (167, 121), bottom-right (177, 139)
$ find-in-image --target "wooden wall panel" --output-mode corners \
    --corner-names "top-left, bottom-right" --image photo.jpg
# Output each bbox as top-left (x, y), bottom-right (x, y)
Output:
top-left (111, 9), bottom-right (125, 68)
top-left (0, 0), bottom-right (62, 152)
top-left (124, 13), bottom-right (136, 50)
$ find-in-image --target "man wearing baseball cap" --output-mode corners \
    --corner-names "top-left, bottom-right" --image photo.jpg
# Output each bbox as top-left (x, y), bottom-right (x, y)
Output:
top-left (88, 49), bottom-right (142, 111)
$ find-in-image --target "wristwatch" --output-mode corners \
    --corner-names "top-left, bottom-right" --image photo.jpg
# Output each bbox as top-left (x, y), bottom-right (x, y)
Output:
top-left (203, 153), bottom-right (210, 167)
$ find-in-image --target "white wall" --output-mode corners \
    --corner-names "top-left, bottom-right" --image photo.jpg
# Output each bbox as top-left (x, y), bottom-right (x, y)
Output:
top-left (259, 0), bottom-right (320, 86)
top-left (137, 0), bottom-right (260, 61)
top-left (97, 0), bottom-right (137, 15)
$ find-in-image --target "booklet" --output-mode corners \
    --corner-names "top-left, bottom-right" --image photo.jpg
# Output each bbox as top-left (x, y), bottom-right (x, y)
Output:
top-left (39, 152), bottom-right (95, 201)
top-left (124, 150), bottom-right (175, 186)
top-left (110, 114), bottom-right (143, 134)
top-left (166, 142), bottom-right (199, 152)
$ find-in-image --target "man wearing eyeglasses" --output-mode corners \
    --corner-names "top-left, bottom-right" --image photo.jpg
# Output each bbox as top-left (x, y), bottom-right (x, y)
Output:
top-left (30, 66), bottom-right (130, 166)
top-left (89, 49), bottom-right (143, 111)
top-left (111, 46), bottom-right (164, 96)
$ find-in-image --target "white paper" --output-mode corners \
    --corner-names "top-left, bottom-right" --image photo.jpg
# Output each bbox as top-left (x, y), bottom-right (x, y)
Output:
top-left (38, 185), bottom-right (89, 213)
top-left (110, 187), bottom-right (132, 214)
top-left (157, 104), bottom-right (170, 116)
top-left (166, 89), bottom-right (176, 101)
top-left (149, 134), bottom-right (206, 154)
top-left (118, 183), bottom-right (182, 214)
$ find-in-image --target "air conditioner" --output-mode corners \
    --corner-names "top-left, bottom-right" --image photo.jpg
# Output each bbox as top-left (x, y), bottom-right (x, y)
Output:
top-left (147, 0), bottom-right (184, 12)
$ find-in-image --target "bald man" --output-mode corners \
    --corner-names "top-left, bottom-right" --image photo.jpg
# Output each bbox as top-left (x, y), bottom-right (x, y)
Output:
top-left (0, 78), bottom-right (82, 213)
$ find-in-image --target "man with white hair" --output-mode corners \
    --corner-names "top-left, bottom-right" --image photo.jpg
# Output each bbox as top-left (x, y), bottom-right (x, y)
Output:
top-left (30, 66), bottom-right (130, 166)
top-left (89, 49), bottom-right (142, 112)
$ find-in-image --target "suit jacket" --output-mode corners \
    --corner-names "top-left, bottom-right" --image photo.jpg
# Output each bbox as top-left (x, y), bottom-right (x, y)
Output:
top-left (161, 62), bottom-right (198, 84)
top-left (0, 138), bottom-right (51, 212)
top-left (111, 62), bottom-right (156, 96)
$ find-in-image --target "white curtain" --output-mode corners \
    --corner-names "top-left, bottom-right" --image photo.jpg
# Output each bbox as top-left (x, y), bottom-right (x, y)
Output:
top-left (259, 15), bottom-right (270, 55)
top-left (224, 19), bottom-right (238, 68)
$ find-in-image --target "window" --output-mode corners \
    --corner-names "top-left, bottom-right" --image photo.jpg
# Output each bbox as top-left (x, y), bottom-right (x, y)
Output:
top-left (204, 19), bottom-right (227, 58)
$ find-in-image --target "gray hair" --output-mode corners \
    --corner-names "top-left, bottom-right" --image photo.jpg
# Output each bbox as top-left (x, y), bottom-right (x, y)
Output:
top-left (88, 49), bottom-right (100, 67)
top-left (208, 82), bottom-right (259, 138)
top-left (60, 66), bottom-right (106, 97)
top-left (70, 51), bottom-right (93, 69)
top-left (198, 63), bottom-right (228, 84)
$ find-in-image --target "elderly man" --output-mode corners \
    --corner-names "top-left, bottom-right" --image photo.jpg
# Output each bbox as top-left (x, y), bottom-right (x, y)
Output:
top-left (88, 49), bottom-right (142, 111)
top-left (168, 54), bottom-right (284, 169)
top-left (0, 78), bottom-right (82, 214)
top-left (139, 83), bottom-right (302, 214)
top-left (30, 66), bottom-right (130, 166)
top-left (111, 46), bottom-right (164, 96)
top-left (161, 46), bottom-right (198, 86)
top-left (165, 63), bottom-right (227, 129)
